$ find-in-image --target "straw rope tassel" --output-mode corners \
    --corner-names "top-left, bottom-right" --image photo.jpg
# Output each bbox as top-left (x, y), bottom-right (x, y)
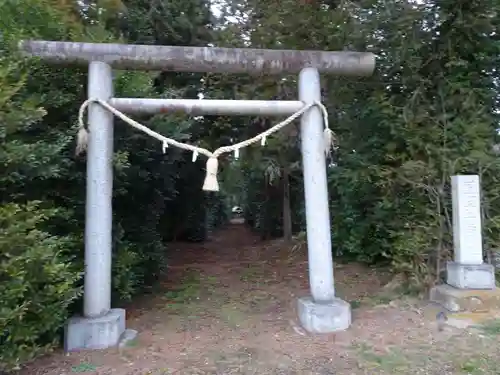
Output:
top-left (202, 156), bottom-right (219, 192)
top-left (323, 127), bottom-right (334, 156)
top-left (75, 126), bottom-right (89, 156)
top-left (75, 100), bottom-right (91, 156)
top-left (314, 100), bottom-right (334, 156)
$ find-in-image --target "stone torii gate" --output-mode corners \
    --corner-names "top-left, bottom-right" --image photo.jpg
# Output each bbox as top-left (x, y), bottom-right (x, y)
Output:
top-left (19, 40), bottom-right (376, 351)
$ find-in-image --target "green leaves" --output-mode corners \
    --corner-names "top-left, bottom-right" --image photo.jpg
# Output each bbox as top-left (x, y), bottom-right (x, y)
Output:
top-left (0, 202), bottom-right (82, 372)
top-left (0, 0), bottom-right (225, 371)
top-left (213, 0), bottom-right (500, 286)
top-left (327, 0), bottom-right (500, 284)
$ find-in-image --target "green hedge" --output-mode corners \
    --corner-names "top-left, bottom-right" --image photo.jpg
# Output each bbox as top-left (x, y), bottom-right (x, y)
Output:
top-left (0, 202), bottom-right (81, 372)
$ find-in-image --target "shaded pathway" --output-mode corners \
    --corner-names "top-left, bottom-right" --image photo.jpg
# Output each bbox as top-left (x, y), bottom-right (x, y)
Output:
top-left (21, 224), bottom-right (500, 374)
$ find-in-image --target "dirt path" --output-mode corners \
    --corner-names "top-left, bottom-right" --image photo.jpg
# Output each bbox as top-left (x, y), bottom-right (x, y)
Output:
top-left (21, 224), bottom-right (500, 374)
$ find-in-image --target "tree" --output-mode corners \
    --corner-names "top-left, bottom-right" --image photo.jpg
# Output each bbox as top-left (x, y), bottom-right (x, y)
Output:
top-left (214, 0), bottom-right (500, 287)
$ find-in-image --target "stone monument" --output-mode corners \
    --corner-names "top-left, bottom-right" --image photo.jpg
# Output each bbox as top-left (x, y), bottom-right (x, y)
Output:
top-left (430, 174), bottom-right (500, 315)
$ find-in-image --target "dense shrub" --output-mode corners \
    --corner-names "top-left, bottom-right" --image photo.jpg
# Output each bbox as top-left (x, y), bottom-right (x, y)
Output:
top-left (0, 203), bottom-right (81, 372)
top-left (0, 0), bottom-right (217, 370)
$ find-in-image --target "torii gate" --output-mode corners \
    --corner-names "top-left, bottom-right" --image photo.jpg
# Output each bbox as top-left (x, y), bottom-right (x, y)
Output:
top-left (20, 40), bottom-right (376, 351)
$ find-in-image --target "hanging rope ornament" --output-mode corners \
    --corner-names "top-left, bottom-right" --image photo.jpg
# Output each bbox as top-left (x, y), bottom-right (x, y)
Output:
top-left (323, 127), bottom-right (337, 155)
top-left (75, 126), bottom-right (89, 157)
top-left (203, 157), bottom-right (219, 191)
top-left (76, 98), bottom-right (336, 192)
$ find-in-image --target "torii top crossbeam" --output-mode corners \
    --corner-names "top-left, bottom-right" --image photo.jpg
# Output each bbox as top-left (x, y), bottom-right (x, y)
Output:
top-left (19, 40), bottom-right (376, 76)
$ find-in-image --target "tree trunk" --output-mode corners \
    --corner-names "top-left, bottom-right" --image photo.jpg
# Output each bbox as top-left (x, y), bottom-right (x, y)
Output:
top-left (282, 165), bottom-right (293, 243)
top-left (260, 180), bottom-right (271, 240)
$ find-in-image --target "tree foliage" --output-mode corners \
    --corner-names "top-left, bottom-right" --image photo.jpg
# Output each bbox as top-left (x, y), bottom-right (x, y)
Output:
top-left (0, 0), bottom-right (216, 370)
top-left (0, 203), bottom-right (81, 372)
top-left (217, 0), bottom-right (500, 289)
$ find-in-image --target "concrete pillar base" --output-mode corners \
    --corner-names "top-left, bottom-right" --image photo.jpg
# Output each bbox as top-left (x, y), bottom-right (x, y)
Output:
top-left (64, 308), bottom-right (137, 352)
top-left (446, 261), bottom-right (496, 289)
top-left (297, 296), bottom-right (351, 333)
top-left (430, 284), bottom-right (500, 313)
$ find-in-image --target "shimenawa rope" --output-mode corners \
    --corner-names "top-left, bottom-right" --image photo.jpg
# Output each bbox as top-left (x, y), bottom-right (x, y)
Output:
top-left (76, 98), bottom-right (336, 192)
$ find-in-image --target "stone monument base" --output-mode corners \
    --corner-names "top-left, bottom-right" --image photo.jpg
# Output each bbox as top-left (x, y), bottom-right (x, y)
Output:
top-left (297, 296), bottom-right (351, 333)
top-left (430, 284), bottom-right (500, 313)
top-left (446, 261), bottom-right (495, 289)
top-left (64, 308), bottom-right (137, 352)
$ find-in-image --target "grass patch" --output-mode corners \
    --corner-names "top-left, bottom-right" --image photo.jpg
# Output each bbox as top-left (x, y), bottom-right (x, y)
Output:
top-left (239, 265), bottom-right (266, 282)
top-left (349, 299), bottom-right (362, 309)
top-left (354, 343), bottom-right (412, 372)
top-left (477, 318), bottom-right (500, 336)
top-left (218, 302), bottom-right (248, 327)
top-left (345, 293), bottom-right (394, 309)
top-left (163, 271), bottom-right (219, 315)
top-left (353, 338), bottom-right (500, 374)
top-left (358, 286), bottom-right (418, 309)
top-left (71, 362), bottom-right (97, 373)
top-left (123, 337), bottom-right (139, 348)
top-left (457, 355), bottom-right (500, 374)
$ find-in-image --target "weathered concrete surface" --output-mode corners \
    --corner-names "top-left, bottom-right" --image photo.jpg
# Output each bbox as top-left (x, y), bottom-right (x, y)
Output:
top-left (425, 302), bottom-right (500, 330)
top-left (446, 261), bottom-right (496, 289)
top-left (297, 296), bottom-right (351, 333)
top-left (65, 308), bottom-right (133, 352)
top-left (19, 40), bottom-right (376, 76)
top-left (430, 284), bottom-right (500, 313)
